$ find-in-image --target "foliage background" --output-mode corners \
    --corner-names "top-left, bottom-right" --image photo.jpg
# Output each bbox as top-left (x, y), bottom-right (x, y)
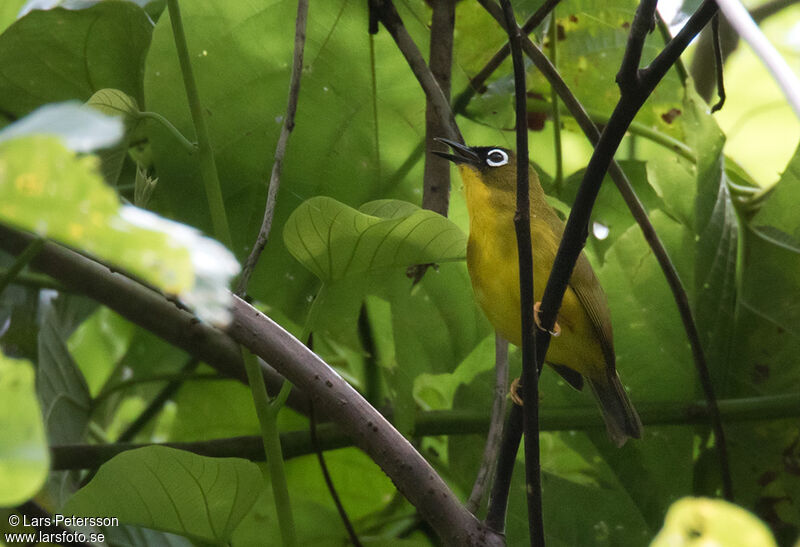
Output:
top-left (1, 0), bottom-right (800, 545)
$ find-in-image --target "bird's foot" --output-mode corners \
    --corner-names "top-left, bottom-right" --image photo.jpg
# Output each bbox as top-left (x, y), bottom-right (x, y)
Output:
top-left (534, 301), bottom-right (561, 337)
top-left (509, 377), bottom-right (545, 406)
top-left (510, 377), bottom-right (524, 406)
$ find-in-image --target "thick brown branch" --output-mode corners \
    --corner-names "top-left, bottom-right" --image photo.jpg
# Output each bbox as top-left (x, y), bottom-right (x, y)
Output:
top-left (0, 224), bottom-right (501, 547)
top-left (422, 0), bottom-right (456, 217)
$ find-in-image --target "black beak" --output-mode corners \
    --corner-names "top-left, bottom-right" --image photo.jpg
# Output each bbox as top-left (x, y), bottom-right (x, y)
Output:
top-left (432, 137), bottom-right (480, 166)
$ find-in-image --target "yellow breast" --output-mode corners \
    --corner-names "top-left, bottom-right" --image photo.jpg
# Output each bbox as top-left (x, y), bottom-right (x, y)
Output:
top-left (459, 165), bottom-right (609, 379)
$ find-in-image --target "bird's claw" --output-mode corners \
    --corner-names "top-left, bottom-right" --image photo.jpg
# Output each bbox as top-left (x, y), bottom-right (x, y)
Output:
top-left (534, 301), bottom-right (561, 337)
top-left (509, 377), bottom-right (545, 406)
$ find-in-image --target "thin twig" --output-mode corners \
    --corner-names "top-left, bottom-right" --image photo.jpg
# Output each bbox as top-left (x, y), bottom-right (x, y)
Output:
top-left (548, 11), bottom-right (563, 190)
top-left (452, 0), bottom-right (563, 115)
top-left (466, 335), bottom-right (509, 514)
top-left (409, 0), bottom-right (457, 284)
top-left (498, 0), bottom-right (545, 543)
top-left (0, 236), bottom-right (43, 295)
top-left (310, 401), bottom-right (363, 547)
top-left (50, 392), bottom-right (800, 470)
top-left (715, 0), bottom-right (800, 118)
top-left (485, 404), bottom-right (523, 532)
top-left (711, 14), bottom-right (726, 113)
top-left (690, 0), bottom-right (800, 101)
top-left (0, 268), bottom-right (65, 291)
top-left (115, 358), bottom-right (200, 442)
top-left (237, 0), bottom-right (309, 296)
top-left (373, 0), bottom-right (462, 143)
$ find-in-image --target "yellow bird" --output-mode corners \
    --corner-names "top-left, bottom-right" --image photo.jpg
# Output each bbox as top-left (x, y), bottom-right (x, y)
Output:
top-left (435, 138), bottom-right (642, 446)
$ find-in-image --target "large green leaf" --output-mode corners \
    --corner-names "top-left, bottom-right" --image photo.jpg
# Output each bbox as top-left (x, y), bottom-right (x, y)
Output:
top-left (284, 197), bottom-right (466, 281)
top-left (63, 446), bottom-right (263, 544)
top-left (143, 0), bottom-right (429, 325)
top-left (0, 2), bottom-right (152, 117)
top-left (685, 90), bottom-right (740, 394)
top-left (0, 353), bottom-right (48, 507)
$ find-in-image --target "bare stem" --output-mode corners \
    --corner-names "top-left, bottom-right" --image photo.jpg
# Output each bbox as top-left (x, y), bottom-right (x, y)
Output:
top-left (466, 335), bottom-right (509, 514)
top-left (237, 0), bottom-right (309, 295)
top-left (165, 0), bottom-right (232, 248)
top-left (498, 0), bottom-right (545, 543)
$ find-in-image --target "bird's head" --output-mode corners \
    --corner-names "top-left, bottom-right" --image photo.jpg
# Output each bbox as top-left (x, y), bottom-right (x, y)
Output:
top-left (433, 138), bottom-right (516, 192)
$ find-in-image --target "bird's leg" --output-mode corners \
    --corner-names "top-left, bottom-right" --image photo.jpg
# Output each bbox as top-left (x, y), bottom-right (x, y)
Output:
top-left (534, 301), bottom-right (561, 337)
top-left (509, 377), bottom-right (546, 406)
top-left (510, 377), bottom-right (524, 406)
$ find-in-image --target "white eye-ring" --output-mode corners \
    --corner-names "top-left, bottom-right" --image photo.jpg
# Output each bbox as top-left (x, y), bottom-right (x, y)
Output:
top-left (486, 149), bottom-right (509, 167)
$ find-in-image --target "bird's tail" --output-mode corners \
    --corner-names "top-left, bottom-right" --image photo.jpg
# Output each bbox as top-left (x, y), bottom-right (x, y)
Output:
top-left (588, 370), bottom-right (642, 447)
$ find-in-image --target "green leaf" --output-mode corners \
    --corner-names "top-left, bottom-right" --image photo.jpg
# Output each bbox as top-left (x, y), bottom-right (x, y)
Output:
top-left (63, 446), bottom-right (263, 544)
top-left (685, 89), bottom-right (740, 393)
top-left (0, 353), bottom-right (48, 507)
top-left (86, 89), bottom-right (142, 186)
top-left (283, 197), bottom-right (466, 281)
top-left (0, 1), bottom-right (26, 35)
top-left (0, 2), bottom-right (152, 117)
top-left (67, 307), bottom-right (135, 397)
top-left (414, 334), bottom-right (494, 411)
top-left (753, 141), bottom-right (800, 243)
top-left (550, 160), bottom-right (664, 261)
top-left (0, 135), bottom-right (239, 325)
top-left (37, 301), bottom-right (91, 445)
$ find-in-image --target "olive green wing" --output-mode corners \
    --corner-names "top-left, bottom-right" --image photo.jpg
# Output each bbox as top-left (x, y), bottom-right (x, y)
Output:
top-left (569, 252), bottom-right (616, 370)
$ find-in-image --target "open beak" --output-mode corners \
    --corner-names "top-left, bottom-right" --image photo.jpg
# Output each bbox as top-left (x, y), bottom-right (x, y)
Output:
top-left (432, 137), bottom-right (480, 166)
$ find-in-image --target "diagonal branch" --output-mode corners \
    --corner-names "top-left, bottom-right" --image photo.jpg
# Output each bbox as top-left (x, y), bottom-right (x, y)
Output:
top-left (452, 0), bottom-right (562, 115)
top-left (373, 0), bottom-right (462, 143)
top-left (0, 223), bottom-right (502, 547)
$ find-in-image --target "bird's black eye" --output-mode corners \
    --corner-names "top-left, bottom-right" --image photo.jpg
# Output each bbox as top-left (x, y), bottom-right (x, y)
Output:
top-left (485, 149), bottom-right (509, 167)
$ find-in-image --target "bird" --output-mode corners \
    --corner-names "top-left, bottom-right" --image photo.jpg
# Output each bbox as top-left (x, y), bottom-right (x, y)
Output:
top-left (434, 138), bottom-right (642, 446)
